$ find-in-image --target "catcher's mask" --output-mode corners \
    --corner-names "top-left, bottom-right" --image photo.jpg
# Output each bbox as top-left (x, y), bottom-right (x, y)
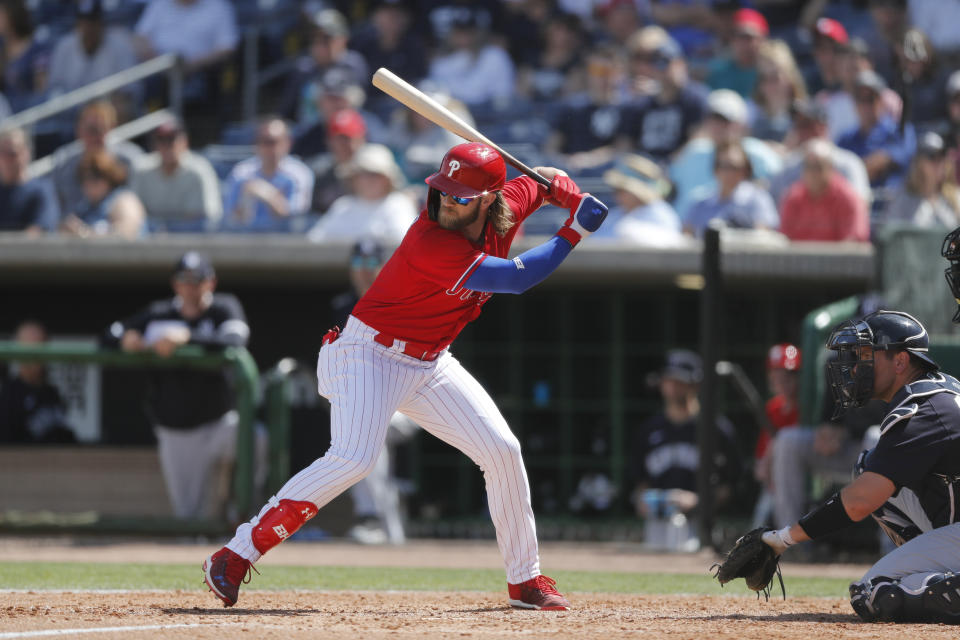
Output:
top-left (942, 227), bottom-right (960, 323)
top-left (825, 310), bottom-right (937, 417)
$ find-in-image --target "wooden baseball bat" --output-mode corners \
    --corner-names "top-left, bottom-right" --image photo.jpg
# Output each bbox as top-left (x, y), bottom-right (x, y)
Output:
top-left (371, 67), bottom-right (551, 189)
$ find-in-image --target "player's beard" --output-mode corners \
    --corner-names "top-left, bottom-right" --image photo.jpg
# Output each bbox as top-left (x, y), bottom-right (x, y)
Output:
top-left (437, 200), bottom-right (482, 231)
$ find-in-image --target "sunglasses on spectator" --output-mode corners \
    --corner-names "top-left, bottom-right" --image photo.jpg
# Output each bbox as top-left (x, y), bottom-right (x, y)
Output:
top-left (440, 191), bottom-right (475, 205)
top-left (351, 256), bottom-right (383, 270)
top-left (855, 93), bottom-right (877, 104)
top-left (257, 137), bottom-right (281, 146)
top-left (716, 162), bottom-right (746, 171)
top-left (174, 273), bottom-right (208, 284)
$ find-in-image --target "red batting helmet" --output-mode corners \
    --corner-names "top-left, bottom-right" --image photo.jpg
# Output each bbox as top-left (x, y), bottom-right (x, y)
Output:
top-left (425, 142), bottom-right (506, 198)
top-left (767, 343), bottom-right (801, 371)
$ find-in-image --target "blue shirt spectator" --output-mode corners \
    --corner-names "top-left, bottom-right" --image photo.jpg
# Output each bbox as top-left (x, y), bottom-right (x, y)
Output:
top-left (0, 1), bottom-right (49, 111)
top-left (0, 129), bottom-right (59, 232)
top-left (836, 71), bottom-right (916, 190)
top-left (223, 118), bottom-right (314, 232)
top-left (134, 0), bottom-right (238, 67)
top-left (596, 159), bottom-right (684, 246)
top-left (683, 141), bottom-right (779, 236)
top-left (669, 90), bottom-right (782, 216)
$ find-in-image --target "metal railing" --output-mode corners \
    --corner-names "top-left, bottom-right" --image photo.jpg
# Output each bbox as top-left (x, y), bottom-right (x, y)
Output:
top-left (0, 341), bottom-right (259, 528)
top-left (0, 53), bottom-right (182, 134)
top-left (0, 53), bottom-right (183, 179)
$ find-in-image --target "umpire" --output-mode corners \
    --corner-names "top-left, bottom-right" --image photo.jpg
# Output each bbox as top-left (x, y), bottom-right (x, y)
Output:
top-left (759, 309), bottom-right (960, 624)
top-left (104, 251), bottom-right (257, 520)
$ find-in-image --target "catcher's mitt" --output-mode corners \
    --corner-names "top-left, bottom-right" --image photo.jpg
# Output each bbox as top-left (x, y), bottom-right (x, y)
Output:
top-left (710, 527), bottom-right (785, 600)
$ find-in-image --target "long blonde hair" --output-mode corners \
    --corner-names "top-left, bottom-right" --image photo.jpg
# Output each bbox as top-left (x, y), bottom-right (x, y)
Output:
top-left (754, 39), bottom-right (808, 109)
top-left (487, 191), bottom-right (515, 237)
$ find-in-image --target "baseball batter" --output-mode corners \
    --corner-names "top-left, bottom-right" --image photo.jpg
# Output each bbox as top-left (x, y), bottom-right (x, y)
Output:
top-left (755, 310), bottom-right (960, 623)
top-left (203, 142), bottom-right (608, 610)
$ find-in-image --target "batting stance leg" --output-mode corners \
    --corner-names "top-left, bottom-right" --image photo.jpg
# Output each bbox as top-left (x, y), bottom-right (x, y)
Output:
top-left (399, 353), bottom-right (541, 585)
top-left (223, 329), bottom-right (426, 564)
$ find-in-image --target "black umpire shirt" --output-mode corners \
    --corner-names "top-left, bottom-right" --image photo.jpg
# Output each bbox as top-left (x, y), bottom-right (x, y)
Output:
top-left (864, 372), bottom-right (960, 529)
top-left (104, 294), bottom-right (249, 429)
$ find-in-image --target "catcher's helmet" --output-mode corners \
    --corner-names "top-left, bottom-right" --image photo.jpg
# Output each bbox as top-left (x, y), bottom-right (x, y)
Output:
top-left (425, 142), bottom-right (506, 198)
top-left (767, 343), bottom-right (801, 371)
top-left (942, 226), bottom-right (960, 322)
top-left (825, 310), bottom-right (937, 416)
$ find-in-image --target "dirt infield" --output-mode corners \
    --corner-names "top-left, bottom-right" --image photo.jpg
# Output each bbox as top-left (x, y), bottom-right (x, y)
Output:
top-left (2, 591), bottom-right (958, 640)
top-left (1, 538), bottom-right (956, 639)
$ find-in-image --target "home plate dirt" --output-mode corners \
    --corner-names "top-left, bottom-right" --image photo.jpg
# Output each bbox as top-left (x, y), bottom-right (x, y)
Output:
top-left (1, 591), bottom-right (959, 640)
top-left (0, 539), bottom-right (957, 638)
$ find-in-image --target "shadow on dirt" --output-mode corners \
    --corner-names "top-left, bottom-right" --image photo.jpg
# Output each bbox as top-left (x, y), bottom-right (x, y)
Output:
top-left (162, 607), bottom-right (316, 616)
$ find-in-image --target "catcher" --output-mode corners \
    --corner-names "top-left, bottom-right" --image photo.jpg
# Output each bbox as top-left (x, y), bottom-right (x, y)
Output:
top-left (716, 309), bottom-right (960, 624)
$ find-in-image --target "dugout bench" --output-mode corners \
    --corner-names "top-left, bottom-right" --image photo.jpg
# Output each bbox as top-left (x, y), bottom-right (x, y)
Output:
top-left (0, 342), bottom-right (293, 535)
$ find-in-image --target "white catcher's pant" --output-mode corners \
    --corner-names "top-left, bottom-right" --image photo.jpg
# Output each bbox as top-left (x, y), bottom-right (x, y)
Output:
top-left (227, 316), bottom-right (541, 583)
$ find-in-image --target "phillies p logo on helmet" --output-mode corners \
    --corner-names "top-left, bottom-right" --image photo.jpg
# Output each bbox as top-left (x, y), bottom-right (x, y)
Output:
top-left (426, 142), bottom-right (506, 199)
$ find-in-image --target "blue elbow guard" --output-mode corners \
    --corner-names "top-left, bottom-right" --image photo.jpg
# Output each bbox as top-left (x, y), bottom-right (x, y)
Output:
top-left (465, 236), bottom-right (573, 293)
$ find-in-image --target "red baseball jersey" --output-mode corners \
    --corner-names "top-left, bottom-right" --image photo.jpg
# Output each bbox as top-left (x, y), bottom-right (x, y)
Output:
top-left (754, 394), bottom-right (799, 458)
top-left (351, 176), bottom-right (546, 350)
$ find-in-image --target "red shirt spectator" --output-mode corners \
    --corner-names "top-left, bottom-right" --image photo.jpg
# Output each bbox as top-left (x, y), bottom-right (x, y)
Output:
top-left (779, 140), bottom-right (869, 241)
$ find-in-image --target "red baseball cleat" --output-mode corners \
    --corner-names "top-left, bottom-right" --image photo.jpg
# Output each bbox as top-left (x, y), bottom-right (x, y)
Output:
top-left (202, 547), bottom-right (257, 607)
top-left (507, 575), bottom-right (571, 610)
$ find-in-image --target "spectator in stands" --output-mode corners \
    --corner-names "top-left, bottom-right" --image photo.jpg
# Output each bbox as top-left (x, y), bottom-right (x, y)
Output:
top-left (779, 139), bottom-right (870, 242)
top-left (595, 0), bottom-right (644, 51)
top-left (516, 12), bottom-right (584, 104)
top-left (706, 8), bottom-right (768, 99)
top-left (629, 350), bottom-right (740, 524)
top-left (280, 8), bottom-right (368, 123)
top-left (0, 128), bottom-right (58, 233)
top-left (350, 1), bottom-right (427, 108)
top-left (770, 99), bottom-right (871, 207)
top-left (0, 320), bottom-right (75, 444)
top-left (131, 117), bottom-right (222, 232)
top-left (944, 71), bottom-right (960, 183)
top-left (60, 150), bottom-right (146, 239)
top-left (907, 0), bottom-right (960, 62)
top-left (104, 251), bottom-right (264, 520)
top-left (134, 0), bottom-right (238, 74)
top-left (669, 89), bottom-right (782, 217)
top-left (683, 140), bottom-right (779, 236)
top-left (544, 44), bottom-right (626, 171)
top-left (618, 26), bottom-right (707, 162)
top-left (51, 100), bottom-right (144, 216)
top-left (835, 36), bottom-right (903, 130)
top-left (307, 143), bottom-right (416, 244)
top-left (304, 108), bottom-right (367, 214)
top-left (892, 28), bottom-right (949, 134)
top-left (752, 343), bottom-right (801, 528)
top-left (389, 89), bottom-right (472, 184)
top-left (292, 67), bottom-right (389, 155)
top-left (222, 117), bottom-right (314, 233)
top-left (883, 132), bottom-right (960, 229)
top-left (598, 155), bottom-right (685, 247)
top-left (0, 0), bottom-right (49, 111)
top-left (47, 0), bottom-right (139, 112)
top-left (425, 8), bottom-right (515, 108)
top-left (837, 70), bottom-right (916, 191)
top-left (748, 40), bottom-right (807, 145)
top-left (809, 17), bottom-right (854, 138)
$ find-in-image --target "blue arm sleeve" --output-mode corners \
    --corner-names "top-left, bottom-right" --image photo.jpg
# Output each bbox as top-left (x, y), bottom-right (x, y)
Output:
top-left (464, 235), bottom-right (573, 294)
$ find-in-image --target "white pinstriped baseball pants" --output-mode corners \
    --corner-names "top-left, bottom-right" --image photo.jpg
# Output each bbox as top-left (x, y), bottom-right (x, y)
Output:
top-left (227, 316), bottom-right (541, 583)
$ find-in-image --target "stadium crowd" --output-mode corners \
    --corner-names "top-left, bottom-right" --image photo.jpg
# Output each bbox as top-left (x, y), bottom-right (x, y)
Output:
top-left (1, 0), bottom-right (960, 244)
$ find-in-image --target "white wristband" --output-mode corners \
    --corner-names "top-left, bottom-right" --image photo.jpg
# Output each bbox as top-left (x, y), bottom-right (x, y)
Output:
top-left (569, 216), bottom-right (591, 239)
top-left (776, 526), bottom-right (796, 547)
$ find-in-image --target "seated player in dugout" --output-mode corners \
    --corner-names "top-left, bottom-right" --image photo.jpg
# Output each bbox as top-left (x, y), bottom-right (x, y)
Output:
top-left (756, 308), bottom-right (960, 624)
top-left (202, 142), bottom-right (609, 611)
